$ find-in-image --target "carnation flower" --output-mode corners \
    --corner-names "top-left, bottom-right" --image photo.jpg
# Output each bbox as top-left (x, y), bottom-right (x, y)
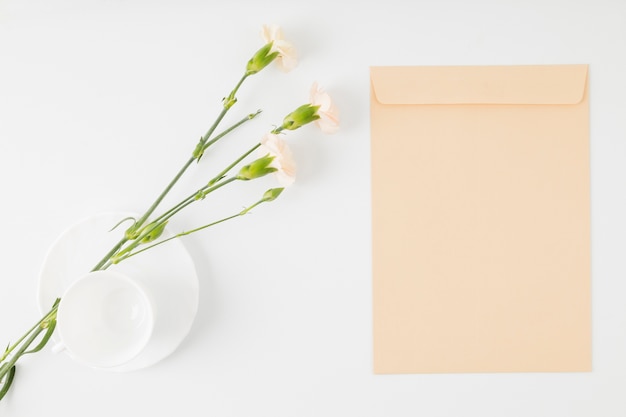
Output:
top-left (261, 24), bottom-right (297, 72)
top-left (309, 82), bottom-right (339, 134)
top-left (258, 133), bottom-right (296, 186)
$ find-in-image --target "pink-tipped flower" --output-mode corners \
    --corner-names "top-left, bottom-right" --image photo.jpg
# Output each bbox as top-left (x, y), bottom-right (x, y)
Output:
top-left (261, 24), bottom-right (297, 72)
top-left (277, 83), bottom-right (340, 133)
top-left (309, 82), bottom-right (339, 134)
top-left (259, 133), bottom-right (296, 186)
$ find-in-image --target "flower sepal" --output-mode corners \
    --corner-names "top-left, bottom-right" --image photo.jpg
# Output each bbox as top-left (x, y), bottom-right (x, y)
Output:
top-left (278, 104), bottom-right (320, 132)
top-left (139, 220), bottom-right (168, 243)
top-left (236, 155), bottom-right (277, 181)
top-left (246, 42), bottom-right (279, 75)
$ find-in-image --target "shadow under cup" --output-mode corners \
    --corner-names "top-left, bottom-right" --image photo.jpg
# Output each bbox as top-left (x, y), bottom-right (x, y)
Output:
top-left (56, 270), bottom-right (154, 369)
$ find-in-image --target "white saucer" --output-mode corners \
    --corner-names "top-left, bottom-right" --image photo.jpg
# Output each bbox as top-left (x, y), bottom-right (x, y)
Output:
top-left (37, 212), bottom-right (199, 372)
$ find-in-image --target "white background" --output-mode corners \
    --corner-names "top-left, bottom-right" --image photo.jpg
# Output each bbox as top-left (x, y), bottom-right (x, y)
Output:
top-left (1, 0), bottom-right (625, 415)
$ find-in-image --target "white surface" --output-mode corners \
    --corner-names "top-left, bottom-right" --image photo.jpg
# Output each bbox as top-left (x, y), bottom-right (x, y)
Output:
top-left (38, 212), bottom-right (199, 371)
top-left (0, 0), bottom-right (625, 415)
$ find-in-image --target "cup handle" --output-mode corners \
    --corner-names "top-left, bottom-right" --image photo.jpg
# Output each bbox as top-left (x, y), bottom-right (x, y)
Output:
top-left (51, 342), bottom-right (66, 354)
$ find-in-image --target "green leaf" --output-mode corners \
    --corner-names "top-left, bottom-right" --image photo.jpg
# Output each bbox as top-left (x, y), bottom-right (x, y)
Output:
top-left (24, 320), bottom-right (56, 355)
top-left (192, 140), bottom-right (205, 161)
top-left (109, 216), bottom-right (136, 233)
top-left (0, 365), bottom-right (15, 401)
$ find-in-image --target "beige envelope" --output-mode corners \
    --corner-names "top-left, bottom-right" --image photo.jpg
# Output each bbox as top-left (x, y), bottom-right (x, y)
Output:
top-left (370, 65), bottom-right (590, 373)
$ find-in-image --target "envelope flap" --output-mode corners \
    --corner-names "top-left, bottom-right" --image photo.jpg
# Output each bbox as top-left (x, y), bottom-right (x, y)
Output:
top-left (370, 65), bottom-right (588, 105)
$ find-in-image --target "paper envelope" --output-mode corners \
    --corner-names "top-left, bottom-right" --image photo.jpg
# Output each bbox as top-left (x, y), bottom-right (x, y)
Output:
top-left (370, 65), bottom-right (591, 373)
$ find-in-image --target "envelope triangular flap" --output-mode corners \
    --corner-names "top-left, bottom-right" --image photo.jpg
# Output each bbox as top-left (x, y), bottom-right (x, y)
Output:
top-left (370, 65), bottom-right (588, 105)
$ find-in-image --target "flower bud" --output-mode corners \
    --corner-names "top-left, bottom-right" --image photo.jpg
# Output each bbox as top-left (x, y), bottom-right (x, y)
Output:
top-left (246, 43), bottom-right (279, 75)
top-left (236, 155), bottom-right (277, 181)
top-left (140, 220), bottom-right (168, 243)
top-left (262, 187), bottom-right (284, 202)
top-left (280, 104), bottom-right (320, 131)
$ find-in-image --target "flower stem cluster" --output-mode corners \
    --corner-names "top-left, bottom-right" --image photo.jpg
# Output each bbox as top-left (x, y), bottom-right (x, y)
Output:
top-left (0, 24), bottom-right (339, 403)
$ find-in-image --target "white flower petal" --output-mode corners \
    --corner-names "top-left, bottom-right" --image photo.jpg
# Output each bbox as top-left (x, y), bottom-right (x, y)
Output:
top-left (260, 24), bottom-right (297, 72)
top-left (259, 133), bottom-right (297, 186)
top-left (309, 83), bottom-right (340, 134)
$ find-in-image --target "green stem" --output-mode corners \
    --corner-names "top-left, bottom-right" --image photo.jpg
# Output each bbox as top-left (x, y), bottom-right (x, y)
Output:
top-left (129, 72), bottom-right (252, 236)
top-left (111, 133), bottom-right (275, 266)
top-left (0, 67), bottom-right (258, 403)
top-left (208, 143), bottom-right (261, 186)
top-left (0, 324), bottom-right (46, 384)
top-left (93, 101), bottom-right (260, 272)
top-left (135, 158), bottom-right (195, 228)
top-left (106, 177), bottom-right (239, 267)
top-left (1, 303), bottom-right (58, 363)
top-left (117, 198), bottom-right (267, 263)
top-left (121, 214), bottom-right (241, 261)
top-left (91, 236), bottom-right (129, 271)
top-left (1, 321), bottom-right (43, 363)
top-left (149, 139), bottom-right (260, 234)
top-left (202, 110), bottom-right (262, 153)
top-left (231, 74), bottom-right (248, 97)
top-left (156, 176), bottom-right (238, 229)
top-left (223, 74), bottom-right (249, 108)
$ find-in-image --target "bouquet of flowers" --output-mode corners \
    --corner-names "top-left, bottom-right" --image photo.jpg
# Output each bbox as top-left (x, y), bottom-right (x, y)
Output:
top-left (0, 24), bottom-right (338, 401)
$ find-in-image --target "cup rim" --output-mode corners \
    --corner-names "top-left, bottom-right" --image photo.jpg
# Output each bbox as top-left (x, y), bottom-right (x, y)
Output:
top-left (56, 270), bottom-right (155, 369)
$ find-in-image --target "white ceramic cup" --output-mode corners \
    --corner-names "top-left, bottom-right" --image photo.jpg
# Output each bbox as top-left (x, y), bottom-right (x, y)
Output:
top-left (55, 270), bottom-right (155, 369)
